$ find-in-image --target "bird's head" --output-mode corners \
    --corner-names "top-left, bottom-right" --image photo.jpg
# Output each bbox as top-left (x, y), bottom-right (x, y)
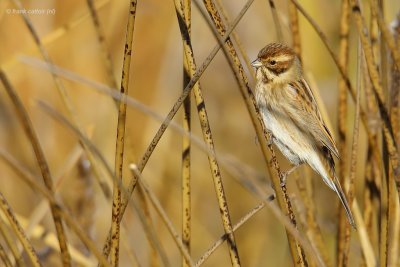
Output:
top-left (252, 43), bottom-right (301, 85)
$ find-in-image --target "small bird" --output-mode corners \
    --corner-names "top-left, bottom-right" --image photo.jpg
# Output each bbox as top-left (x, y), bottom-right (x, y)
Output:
top-left (252, 43), bottom-right (356, 228)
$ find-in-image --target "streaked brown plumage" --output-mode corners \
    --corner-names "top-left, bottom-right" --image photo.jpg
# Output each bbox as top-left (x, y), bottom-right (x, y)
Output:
top-left (252, 43), bottom-right (356, 228)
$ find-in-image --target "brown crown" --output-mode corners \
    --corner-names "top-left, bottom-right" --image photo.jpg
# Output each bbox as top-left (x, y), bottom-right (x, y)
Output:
top-left (257, 43), bottom-right (295, 59)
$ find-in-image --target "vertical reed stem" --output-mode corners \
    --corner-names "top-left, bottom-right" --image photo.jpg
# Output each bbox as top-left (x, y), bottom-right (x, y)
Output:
top-left (180, 0), bottom-right (192, 266)
top-left (110, 1), bottom-right (137, 265)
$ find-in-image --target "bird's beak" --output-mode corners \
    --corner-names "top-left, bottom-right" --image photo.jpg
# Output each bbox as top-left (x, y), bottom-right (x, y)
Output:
top-left (251, 59), bottom-right (262, 68)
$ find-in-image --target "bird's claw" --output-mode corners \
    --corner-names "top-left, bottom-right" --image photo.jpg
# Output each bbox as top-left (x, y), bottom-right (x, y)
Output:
top-left (279, 163), bottom-right (301, 186)
top-left (280, 172), bottom-right (287, 187)
top-left (254, 135), bottom-right (273, 146)
top-left (267, 137), bottom-right (273, 146)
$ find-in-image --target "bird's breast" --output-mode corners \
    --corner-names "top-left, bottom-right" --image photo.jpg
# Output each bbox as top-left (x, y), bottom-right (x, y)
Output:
top-left (255, 83), bottom-right (311, 162)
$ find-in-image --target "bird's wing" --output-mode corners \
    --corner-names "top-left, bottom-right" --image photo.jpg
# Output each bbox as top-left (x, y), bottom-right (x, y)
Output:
top-left (285, 78), bottom-right (340, 158)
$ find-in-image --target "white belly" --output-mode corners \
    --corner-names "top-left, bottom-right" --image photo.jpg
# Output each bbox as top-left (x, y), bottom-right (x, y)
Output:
top-left (255, 83), bottom-right (337, 192)
top-left (262, 109), bottom-right (335, 188)
top-left (260, 108), bottom-right (305, 164)
top-left (256, 91), bottom-right (336, 190)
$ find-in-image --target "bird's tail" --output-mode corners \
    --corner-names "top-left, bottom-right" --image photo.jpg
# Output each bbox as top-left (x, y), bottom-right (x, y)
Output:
top-left (318, 149), bottom-right (356, 229)
top-left (332, 176), bottom-right (356, 229)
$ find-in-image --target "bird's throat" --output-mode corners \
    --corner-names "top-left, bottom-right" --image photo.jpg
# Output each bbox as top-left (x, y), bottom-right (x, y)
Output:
top-left (261, 68), bottom-right (272, 83)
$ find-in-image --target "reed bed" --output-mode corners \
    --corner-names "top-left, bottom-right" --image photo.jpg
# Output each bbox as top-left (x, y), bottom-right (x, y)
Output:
top-left (0, 0), bottom-right (399, 266)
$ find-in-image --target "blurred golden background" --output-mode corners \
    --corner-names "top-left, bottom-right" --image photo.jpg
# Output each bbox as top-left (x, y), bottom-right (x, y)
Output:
top-left (0, 0), bottom-right (399, 266)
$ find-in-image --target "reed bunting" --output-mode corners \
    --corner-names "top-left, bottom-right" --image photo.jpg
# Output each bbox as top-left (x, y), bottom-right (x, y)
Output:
top-left (252, 43), bottom-right (356, 228)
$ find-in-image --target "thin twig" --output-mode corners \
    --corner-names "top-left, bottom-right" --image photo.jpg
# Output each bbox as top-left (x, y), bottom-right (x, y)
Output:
top-left (110, 1), bottom-right (137, 265)
top-left (195, 199), bottom-right (272, 266)
top-left (179, 0), bottom-right (192, 265)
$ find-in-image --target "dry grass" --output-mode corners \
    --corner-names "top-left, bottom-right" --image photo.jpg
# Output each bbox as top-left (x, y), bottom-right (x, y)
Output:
top-left (0, 0), bottom-right (399, 266)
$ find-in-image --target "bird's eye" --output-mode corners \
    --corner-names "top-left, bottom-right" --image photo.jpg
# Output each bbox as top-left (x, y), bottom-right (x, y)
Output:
top-left (269, 60), bottom-right (276, 65)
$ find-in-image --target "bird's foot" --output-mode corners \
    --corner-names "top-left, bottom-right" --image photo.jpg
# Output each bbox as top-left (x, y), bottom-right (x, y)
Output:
top-left (262, 130), bottom-right (273, 146)
top-left (279, 163), bottom-right (302, 187)
top-left (280, 173), bottom-right (287, 187)
top-left (254, 134), bottom-right (273, 146)
top-left (267, 137), bottom-right (273, 146)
